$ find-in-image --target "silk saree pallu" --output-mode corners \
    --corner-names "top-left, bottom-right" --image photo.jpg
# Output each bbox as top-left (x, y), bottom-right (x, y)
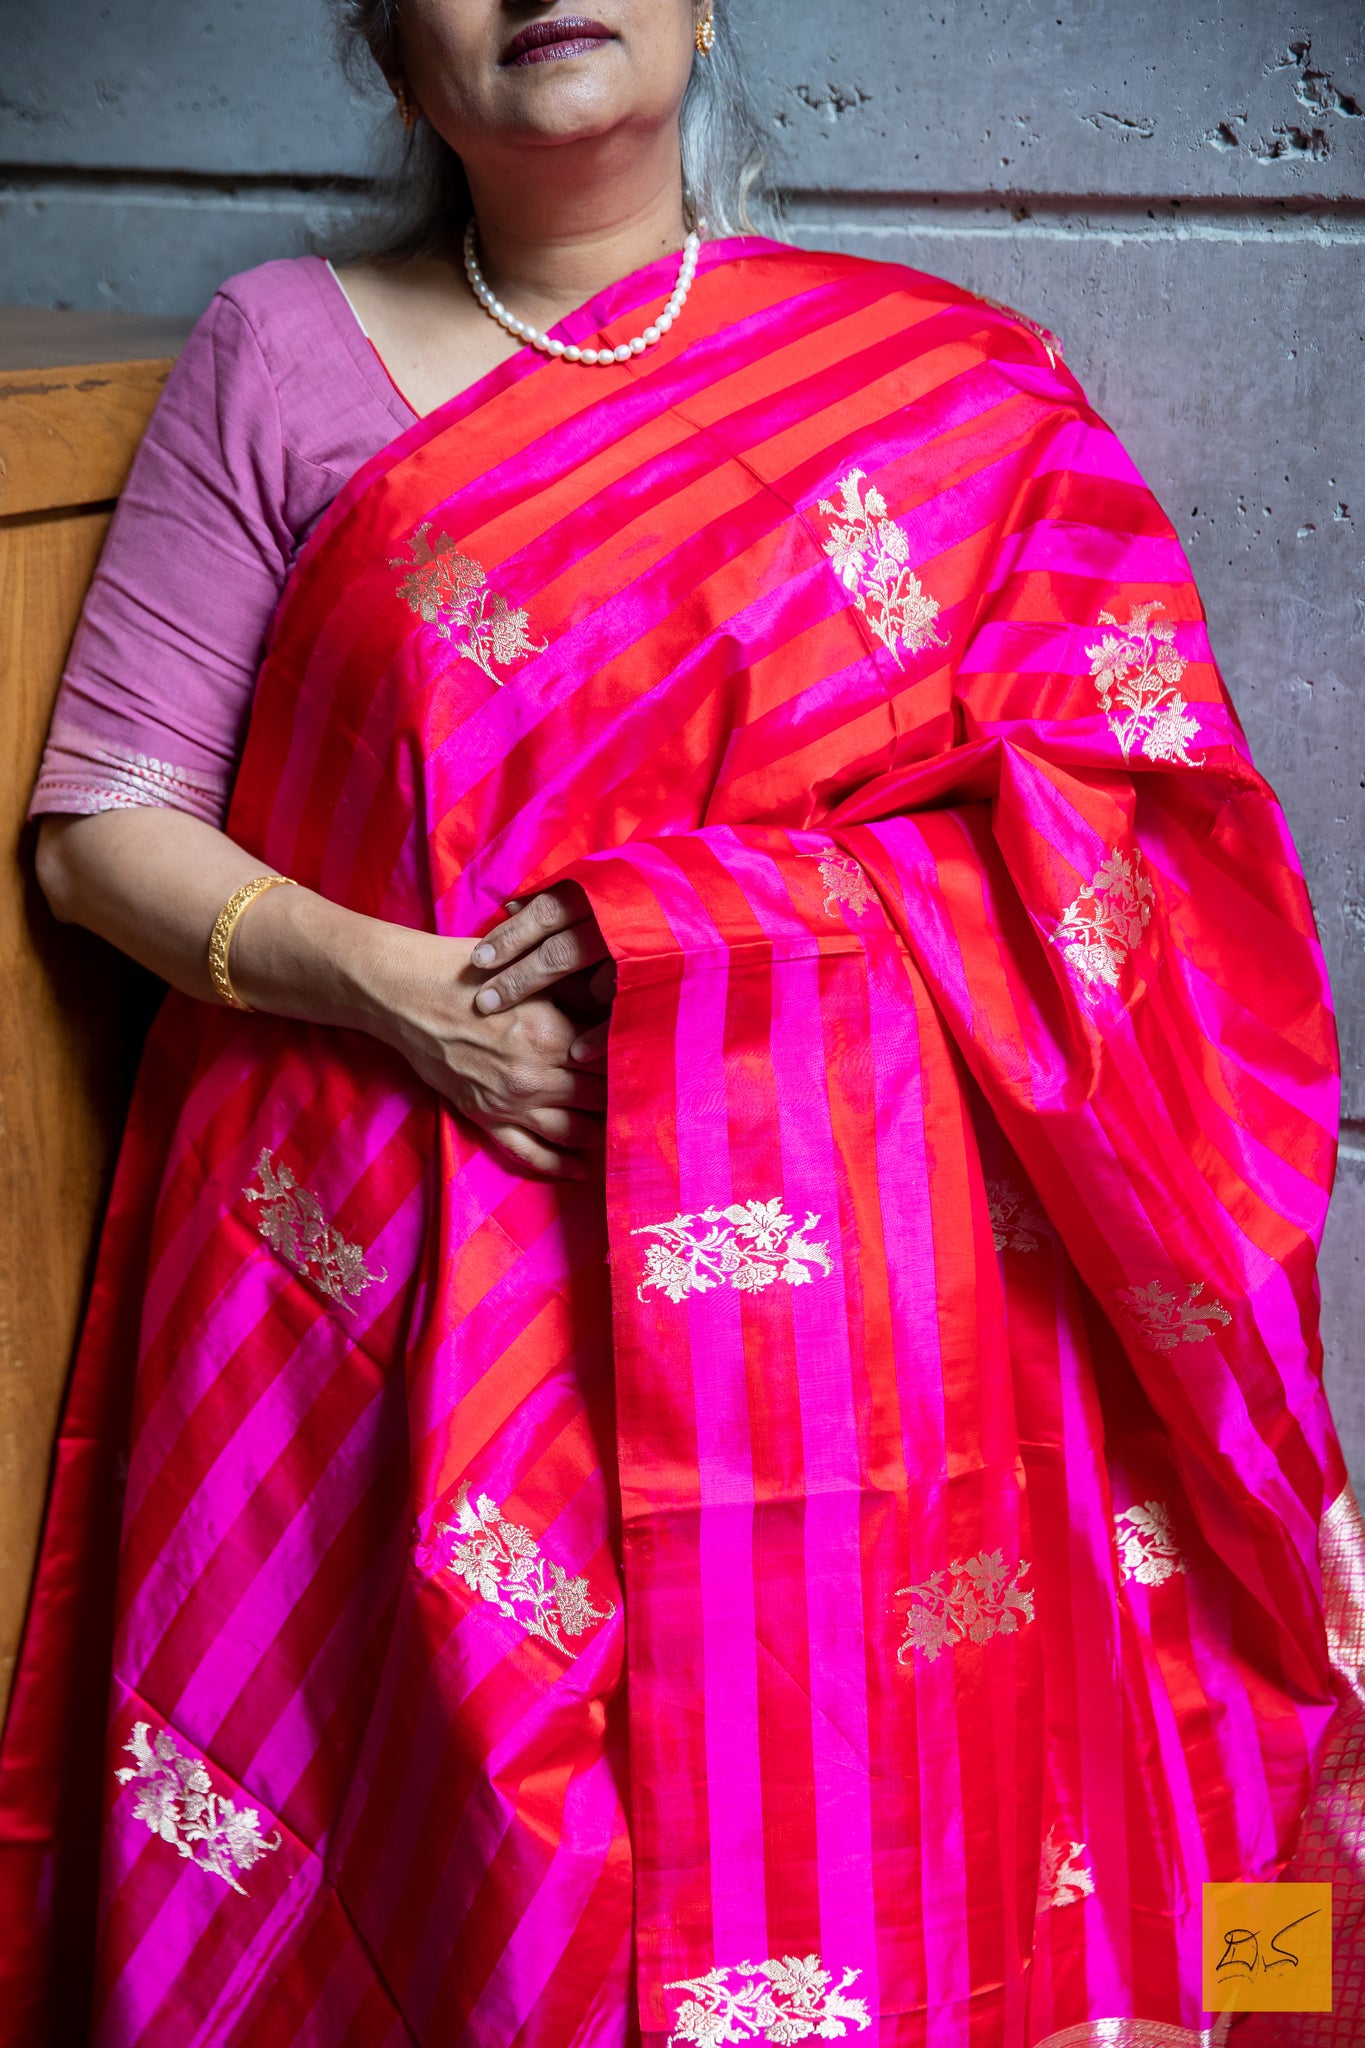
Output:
top-left (1, 240), bottom-right (1359, 2048)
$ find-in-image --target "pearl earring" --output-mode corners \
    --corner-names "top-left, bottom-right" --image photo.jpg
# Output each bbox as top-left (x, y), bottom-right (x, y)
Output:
top-left (695, 7), bottom-right (716, 55)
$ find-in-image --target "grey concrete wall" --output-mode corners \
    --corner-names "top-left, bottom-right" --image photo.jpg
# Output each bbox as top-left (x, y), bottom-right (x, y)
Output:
top-left (2, 0), bottom-right (1362, 1466)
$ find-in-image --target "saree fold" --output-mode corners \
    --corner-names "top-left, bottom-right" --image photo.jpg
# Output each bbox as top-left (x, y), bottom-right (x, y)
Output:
top-left (0, 237), bottom-right (1354, 2048)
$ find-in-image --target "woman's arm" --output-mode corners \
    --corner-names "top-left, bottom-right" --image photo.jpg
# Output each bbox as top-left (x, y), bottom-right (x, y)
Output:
top-left (37, 809), bottom-right (605, 1179)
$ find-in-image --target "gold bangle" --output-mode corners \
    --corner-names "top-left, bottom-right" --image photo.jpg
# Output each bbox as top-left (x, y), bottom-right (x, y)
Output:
top-left (208, 874), bottom-right (297, 1011)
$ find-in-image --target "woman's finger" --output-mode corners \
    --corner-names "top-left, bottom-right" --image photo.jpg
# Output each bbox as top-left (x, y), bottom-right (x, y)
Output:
top-left (521, 1106), bottom-right (605, 1150)
top-left (570, 1018), bottom-right (610, 1065)
top-left (484, 1121), bottom-right (586, 1181)
top-left (474, 918), bottom-right (610, 1012)
top-left (547, 1068), bottom-right (607, 1112)
top-left (470, 884), bottom-right (588, 972)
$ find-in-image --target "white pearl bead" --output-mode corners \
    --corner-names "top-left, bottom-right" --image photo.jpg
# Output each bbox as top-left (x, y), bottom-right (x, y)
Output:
top-left (463, 219), bottom-right (697, 366)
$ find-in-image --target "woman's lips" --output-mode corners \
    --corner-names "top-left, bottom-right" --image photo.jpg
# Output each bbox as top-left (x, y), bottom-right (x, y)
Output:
top-left (502, 17), bottom-right (615, 65)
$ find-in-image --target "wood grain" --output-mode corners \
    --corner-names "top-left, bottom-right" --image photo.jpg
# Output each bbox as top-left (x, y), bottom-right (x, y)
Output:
top-left (0, 345), bottom-right (171, 1724)
top-left (0, 305), bottom-right (193, 375)
top-left (0, 358), bottom-right (176, 518)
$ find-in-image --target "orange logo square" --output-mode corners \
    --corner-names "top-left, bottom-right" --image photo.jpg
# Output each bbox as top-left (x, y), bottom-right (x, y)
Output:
top-left (1202, 1882), bottom-right (1332, 2012)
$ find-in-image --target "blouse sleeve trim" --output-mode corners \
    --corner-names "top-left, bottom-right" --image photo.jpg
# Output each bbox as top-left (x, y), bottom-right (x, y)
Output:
top-left (30, 740), bottom-right (228, 827)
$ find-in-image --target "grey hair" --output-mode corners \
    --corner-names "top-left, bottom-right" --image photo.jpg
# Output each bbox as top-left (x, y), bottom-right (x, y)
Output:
top-left (329, 1), bottom-right (780, 262)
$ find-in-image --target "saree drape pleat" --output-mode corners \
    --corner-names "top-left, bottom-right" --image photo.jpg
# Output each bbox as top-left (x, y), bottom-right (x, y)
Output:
top-left (0, 237), bottom-right (1356, 2048)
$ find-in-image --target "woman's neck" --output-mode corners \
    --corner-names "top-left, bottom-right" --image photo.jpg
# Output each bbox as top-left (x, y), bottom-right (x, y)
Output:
top-left (463, 127), bottom-right (690, 335)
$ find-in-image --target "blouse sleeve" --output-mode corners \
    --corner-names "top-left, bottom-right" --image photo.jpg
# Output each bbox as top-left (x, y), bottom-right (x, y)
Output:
top-left (29, 289), bottom-right (296, 828)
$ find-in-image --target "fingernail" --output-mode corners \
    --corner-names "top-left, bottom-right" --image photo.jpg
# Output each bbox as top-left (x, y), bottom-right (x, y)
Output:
top-left (476, 987), bottom-right (500, 1011)
top-left (471, 943), bottom-right (495, 967)
top-left (571, 1040), bottom-right (587, 1060)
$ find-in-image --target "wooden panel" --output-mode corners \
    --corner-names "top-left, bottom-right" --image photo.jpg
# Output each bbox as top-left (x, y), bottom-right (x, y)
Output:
top-left (0, 511), bottom-right (154, 1722)
top-left (0, 305), bottom-right (193, 374)
top-left (0, 358), bottom-right (175, 517)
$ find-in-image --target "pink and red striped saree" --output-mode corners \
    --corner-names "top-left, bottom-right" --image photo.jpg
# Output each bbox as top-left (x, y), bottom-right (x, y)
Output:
top-left (1, 237), bottom-right (1358, 2048)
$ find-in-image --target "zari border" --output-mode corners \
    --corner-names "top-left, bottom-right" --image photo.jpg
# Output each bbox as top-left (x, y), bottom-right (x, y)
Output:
top-left (1035, 2020), bottom-right (1232, 2047)
top-left (1322, 1481), bottom-right (1365, 1696)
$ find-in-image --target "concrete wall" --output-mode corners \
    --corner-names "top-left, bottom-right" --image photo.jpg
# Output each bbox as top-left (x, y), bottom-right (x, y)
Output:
top-left (2, 0), bottom-right (1362, 1465)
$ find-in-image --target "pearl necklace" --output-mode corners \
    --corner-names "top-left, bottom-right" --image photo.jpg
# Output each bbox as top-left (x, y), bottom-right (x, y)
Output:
top-left (462, 220), bottom-right (700, 365)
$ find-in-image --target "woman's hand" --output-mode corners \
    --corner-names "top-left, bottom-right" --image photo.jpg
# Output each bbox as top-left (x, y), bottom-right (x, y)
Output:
top-left (469, 883), bottom-right (615, 1066)
top-left (369, 927), bottom-right (606, 1180)
top-left (35, 810), bottom-right (607, 1179)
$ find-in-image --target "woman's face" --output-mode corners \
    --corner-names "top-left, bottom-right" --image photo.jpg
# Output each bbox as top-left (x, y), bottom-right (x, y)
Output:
top-left (396, 1), bottom-right (699, 166)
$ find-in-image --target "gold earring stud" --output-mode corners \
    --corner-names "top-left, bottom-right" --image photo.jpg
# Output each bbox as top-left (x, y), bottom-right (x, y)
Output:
top-left (393, 82), bottom-right (420, 129)
top-left (695, 8), bottom-right (716, 55)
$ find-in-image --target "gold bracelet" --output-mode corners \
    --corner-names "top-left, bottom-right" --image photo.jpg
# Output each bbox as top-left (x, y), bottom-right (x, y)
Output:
top-left (208, 874), bottom-right (297, 1011)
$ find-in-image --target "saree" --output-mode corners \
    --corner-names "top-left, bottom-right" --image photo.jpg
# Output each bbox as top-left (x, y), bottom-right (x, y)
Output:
top-left (0, 235), bottom-right (1359, 2048)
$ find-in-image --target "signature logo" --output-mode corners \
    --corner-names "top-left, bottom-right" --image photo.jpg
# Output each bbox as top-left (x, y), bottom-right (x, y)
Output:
top-left (1202, 1882), bottom-right (1332, 2014)
top-left (1215, 1907), bottom-right (1322, 1978)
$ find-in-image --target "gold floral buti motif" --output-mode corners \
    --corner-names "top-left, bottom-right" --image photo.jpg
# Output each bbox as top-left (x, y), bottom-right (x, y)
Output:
top-left (896, 1548), bottom-right (1035, 1664)
top-left (1039, 1823), bottom-right (1096, 1910)
top-left (392, 523), bottom-right (547, 685)
top-left (632, 1197), bottom-right (834, 1304)
top-left (985, 1177), bottom-right (1048, 1253)
top-left (1114, 1500), bottom-right (1187, 1585)
top-left (1052, 848), bottom-right (1154, 999)
top-left (435, 1483), bottom-right (614, 1655)
top-left (666, 1957), bottom-right (872, 2048)
top-left (817, 469), bottom-right (946, 669)
top-left (814, 849), bottom-right (873, 918)
top-left (244, 1148), bottom-right (386, 1307)
top-left (115, 1722), bottom-right (281, 1895)
top-left (1114, 1280), bottom-right (1231, 1352)
top-left (1086, 601), bottom-right (1202, 766)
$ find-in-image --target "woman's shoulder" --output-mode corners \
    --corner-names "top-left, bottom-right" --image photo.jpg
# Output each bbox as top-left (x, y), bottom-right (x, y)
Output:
top-left (172, 254), bottom-right (411, 489)
top-left (728, 237), bottom-right (1065, 374)
top-left (203, 253), bottom-right (357, 367)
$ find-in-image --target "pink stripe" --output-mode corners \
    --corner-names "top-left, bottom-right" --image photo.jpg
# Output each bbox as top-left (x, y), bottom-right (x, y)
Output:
top-left (1052, 1275), bottom-right (1132, 2014)
top-left (463, 1752), bottom-right (624, 2038)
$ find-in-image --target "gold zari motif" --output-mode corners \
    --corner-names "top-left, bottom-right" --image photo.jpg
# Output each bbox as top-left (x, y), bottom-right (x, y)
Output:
top-left (116, 1722), bottom-right (281, 1894)
top-left (986, 1179), bottom-right (1048, 1253)
top-left (1052, 850), bottom-right (1154, 999)
top-left (1322, 1481), bottom-right (1365, 1694)
top-left (1036, 2023), bottom-right (1232, 2047)
top-left (393, 523), bottom-right (546, 685)
top-left (896, 1549), bottom-right (1035, 1664)
top-left (1039, 1823), bottom-right (1096, 1910)
top-left (634, 1198), bottom-right (833, 1304)
top-left (438, 1483), bottom-right (614, 1654)
top-left (245, 1149), bottom-right (386, 1307)
top-left (817, 470), bottom-right (945, 669)
top-left (1115, 1280), bottom-right (1231, 1352)
top-left (1086, 602), bottom-right (1201, 766)
top-left (1115, 1501), bottom-right (1187, 1586)
top-left (666, 1956), bottom-right (872, 2048)
top-left (815, 850), bottom-right (873, 919)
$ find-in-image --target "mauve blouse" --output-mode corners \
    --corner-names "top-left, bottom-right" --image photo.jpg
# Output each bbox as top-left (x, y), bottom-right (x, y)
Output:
top-left (30, 256), bottom-right (419, 826)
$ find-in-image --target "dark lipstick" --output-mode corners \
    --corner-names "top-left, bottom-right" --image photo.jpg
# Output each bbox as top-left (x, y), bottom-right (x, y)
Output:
top-left (502, 17), bottom-right (615, 66)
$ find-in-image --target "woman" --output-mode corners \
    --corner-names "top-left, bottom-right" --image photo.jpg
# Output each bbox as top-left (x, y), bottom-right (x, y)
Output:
top-left (0, 2), bottom-right (1358, 2044)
